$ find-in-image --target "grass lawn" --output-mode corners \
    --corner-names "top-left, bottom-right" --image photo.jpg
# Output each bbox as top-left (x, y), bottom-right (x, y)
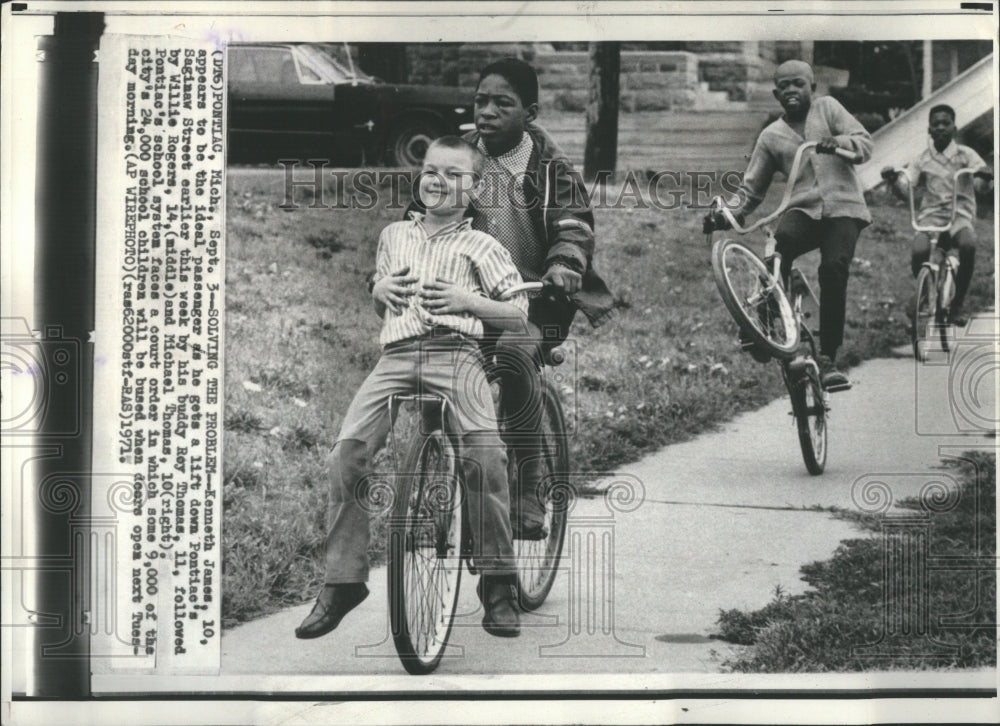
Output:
top-left (222, 165), bottom-right (995, 627)
top-left (714, 452), bottom-right (996, 671)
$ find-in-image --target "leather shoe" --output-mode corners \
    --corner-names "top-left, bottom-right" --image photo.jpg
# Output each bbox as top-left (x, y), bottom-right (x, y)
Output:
top-left (295, 583), bottom-right (369, 639)
top-left (476, 575), bottom-right (521, 638)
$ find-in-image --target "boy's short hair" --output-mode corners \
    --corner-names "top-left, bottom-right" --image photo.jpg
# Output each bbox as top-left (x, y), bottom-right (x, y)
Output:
top-left (426, 135), bottom-right (485, 178)
top-left (477, 58), bottom-right (539, 107)
top-left (929, 104), bottom-right (956, 122)
top-left (772, 59), bottom-right (814, 84)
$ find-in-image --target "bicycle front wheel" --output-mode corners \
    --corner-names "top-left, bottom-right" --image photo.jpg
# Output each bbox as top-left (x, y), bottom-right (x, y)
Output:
top-left (389, 429), bottom-right (463, 675)
top-left (711, 239), bottom-right (799, 358)
top-left (514, 379), bottom-right (571, 611)
top-left (913, 266), bottom-right (936, 361)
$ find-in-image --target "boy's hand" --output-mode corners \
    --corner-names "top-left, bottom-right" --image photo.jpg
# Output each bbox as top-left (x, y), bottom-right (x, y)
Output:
top-left (816, 137), bottom-right (840, 154)
top-left (543, 264), bottom-right (582, 294)
top-left (420, 278), bottom-right (478, 315)
top-left (973, 169), bottom-right (994, 196)
top-left (703, 209), bottom-right (743, 233)
top-left (373, 266), bottom-right (419, 315)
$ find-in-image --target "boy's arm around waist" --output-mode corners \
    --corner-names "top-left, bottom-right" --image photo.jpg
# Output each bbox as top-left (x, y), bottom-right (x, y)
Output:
top-left (468, 295), bottom-right (528, 333)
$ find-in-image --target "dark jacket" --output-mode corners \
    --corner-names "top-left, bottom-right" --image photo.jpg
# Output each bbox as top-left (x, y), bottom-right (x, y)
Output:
top-left (407, 124), bottom-right (614, 328)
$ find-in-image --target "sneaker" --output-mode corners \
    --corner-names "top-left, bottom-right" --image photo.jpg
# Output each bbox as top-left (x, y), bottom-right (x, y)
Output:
top-left (817, 355), bottom-right (850, 392)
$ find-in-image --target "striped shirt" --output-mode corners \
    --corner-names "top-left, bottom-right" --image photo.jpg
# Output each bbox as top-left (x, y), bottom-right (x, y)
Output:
top-left (904, 139), bottom-right (988, 232)
top-left (373, 214), bottom-right (528, 347)
top-left (477, 132), bottom-right (546, 281)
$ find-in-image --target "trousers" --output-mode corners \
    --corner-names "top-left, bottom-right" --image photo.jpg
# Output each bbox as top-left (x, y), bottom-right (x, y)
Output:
top-left (774, 211), bottom-right (863, 359)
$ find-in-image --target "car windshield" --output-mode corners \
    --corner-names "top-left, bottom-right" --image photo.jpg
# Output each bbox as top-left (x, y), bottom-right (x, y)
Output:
top-left (306, 44), bottom-right (377, 83)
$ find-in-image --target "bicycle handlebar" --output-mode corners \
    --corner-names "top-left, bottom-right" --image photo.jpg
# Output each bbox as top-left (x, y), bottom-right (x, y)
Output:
top-left (498, 281), bottom-right (548, 301)
top-left (898, 167), bottom-right (981, 233)
top-left (708, 141), bottom-right (861, 236)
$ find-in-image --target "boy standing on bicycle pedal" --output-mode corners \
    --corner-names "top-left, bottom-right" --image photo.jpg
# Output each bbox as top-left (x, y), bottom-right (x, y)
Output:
top-left (705, 59), bottom-right (873, 390)
top-left (296, 136), bottom-right (529, 641)
top-left (880, 104), bottom-right (993, 327)
top-left (407, 58), bottom-right (614, 540)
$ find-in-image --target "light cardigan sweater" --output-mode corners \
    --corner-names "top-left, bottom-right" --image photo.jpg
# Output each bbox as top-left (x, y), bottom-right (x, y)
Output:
top-left (736, 96), bottom-right (874, 224)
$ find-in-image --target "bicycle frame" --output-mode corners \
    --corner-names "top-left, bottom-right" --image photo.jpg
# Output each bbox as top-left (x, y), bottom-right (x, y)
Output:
top-left (903, 167), bottom-right (978, 276)
top-left (705, 141), bottom-right (854, 473)
top-left (900, 167), bottom-right (982, 360)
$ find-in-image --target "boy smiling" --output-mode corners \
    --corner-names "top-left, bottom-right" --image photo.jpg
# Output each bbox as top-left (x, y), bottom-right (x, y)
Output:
top-left (296, 136), bottom-right (529, 640)
top-left (707, 59), bottom-right (873, 390)
top-left (881, 105), bottom-right (993, 326)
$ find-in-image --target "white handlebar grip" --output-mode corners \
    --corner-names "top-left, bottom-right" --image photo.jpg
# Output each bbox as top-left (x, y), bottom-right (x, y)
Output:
top-left (833, 147), bottom-right (860, 163)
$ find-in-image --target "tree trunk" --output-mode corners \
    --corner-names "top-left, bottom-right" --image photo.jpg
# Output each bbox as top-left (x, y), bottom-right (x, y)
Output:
top-left (583, 42), bottom-right (621, 183)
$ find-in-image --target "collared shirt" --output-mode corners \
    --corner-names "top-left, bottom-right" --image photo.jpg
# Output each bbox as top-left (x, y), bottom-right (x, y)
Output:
top-left (477, 132), bottom-right (546, 280)
top-left (905, 139), bottom-right (988, 231)
top-left (373, 214), bottom-right (528, 347)
top-left (735, 96), bottom-right (874, 223)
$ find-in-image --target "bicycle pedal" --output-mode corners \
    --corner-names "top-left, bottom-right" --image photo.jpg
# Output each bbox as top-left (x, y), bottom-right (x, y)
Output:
top-left (824, 381), bottom-right (852, 394)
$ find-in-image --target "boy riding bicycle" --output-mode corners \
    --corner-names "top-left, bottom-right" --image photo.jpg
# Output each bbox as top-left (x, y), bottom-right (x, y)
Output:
top-left (296, 137), bottom-right (529, 641)
top-left (705, 59), bottom-right (873, 390)
top-left (408, 58), bottom-right (614, 539)
top-left (880, 104), bottom-right (993, 327)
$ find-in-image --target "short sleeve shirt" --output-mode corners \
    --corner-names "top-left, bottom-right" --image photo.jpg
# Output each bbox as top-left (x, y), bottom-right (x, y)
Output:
top-left (905, 139), bottom-right (988, 232)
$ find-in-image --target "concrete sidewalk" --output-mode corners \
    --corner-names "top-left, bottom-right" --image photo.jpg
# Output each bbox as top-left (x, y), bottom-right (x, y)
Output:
top-left (220, 319), bottom-right (996, 681)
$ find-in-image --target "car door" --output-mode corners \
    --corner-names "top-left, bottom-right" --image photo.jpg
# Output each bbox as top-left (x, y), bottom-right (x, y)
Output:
top-left (227, 45), bottom-right (337, 160)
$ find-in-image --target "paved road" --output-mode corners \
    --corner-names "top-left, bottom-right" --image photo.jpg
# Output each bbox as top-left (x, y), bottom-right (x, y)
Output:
top-left (220, 316), bottom-right (996, 682)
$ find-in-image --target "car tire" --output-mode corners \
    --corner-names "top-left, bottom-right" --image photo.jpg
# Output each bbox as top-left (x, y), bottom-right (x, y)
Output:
top-left (386, 120), bottom-right (446, 167)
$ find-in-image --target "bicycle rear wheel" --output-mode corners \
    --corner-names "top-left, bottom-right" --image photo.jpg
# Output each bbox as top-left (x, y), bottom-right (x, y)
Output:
top-left (513, 379), bottom-right (571, 611)
top-left (389, 429), bottom-right (463, 675)
top-left (913, 266), bottom-right (936, 361)
top-left (794, 369), bottom-right (827, 475)
top-left (711, 239), bottom-right (799, 358)
top-left (780, 330), bottom-right (827, 475)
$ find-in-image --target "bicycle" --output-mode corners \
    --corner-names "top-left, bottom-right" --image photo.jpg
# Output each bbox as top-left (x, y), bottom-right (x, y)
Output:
top-left (890, 167), bottom-right (980, 361)
top-left (705, 140), bottom-right (859, 474)
top-left (385, 282), bottom-right (570, 674)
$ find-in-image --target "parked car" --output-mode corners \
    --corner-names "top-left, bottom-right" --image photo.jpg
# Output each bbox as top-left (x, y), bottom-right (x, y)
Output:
top-left (227, 43), bottom-right (475, 165)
